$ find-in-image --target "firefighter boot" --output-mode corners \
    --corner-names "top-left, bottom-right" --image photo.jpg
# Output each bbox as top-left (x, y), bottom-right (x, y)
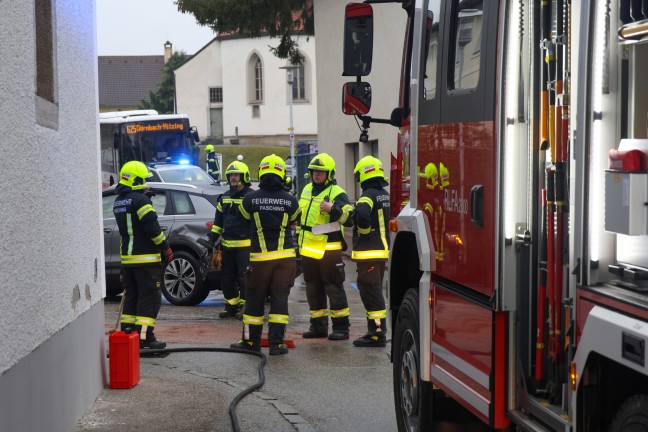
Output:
top-left (230, 324), bottom-right (261, 352)
top-left (140, 327), bottom-right (167, 349)
top-left (328, 315), bottom-right (350, 341)
top-left (353, 318), bottom-right (387, 348)
top-left (219, 303), bottom-right (240, 319)
top-left (269, 322), bottom-right (289, 355)
top-left (302, 316), bottom-right (328, 338)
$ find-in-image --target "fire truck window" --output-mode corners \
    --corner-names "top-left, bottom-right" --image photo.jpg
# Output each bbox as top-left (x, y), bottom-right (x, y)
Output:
top-left (451, 1), bottom-right (483, 90)
top-left (423, 0), bottom-right (441, 100)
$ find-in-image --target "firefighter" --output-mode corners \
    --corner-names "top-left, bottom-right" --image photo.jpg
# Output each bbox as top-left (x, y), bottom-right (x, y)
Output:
top-left (113, 161), bottom-right (173, 349)
top-left (351, 155), bottom-right (390, 348)
top-left (206, 161), bottom-right (253, 319)
top-left (231, 154), bottom-right (301, 355)
top-left (298, 153), bottom-right (354, 340)
top-left (205, 144), bottom-right (220, 182)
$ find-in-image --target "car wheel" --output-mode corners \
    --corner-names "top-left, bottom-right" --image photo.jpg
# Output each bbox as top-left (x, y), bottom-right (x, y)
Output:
top-left (162, 250), bottom-right (210, 306)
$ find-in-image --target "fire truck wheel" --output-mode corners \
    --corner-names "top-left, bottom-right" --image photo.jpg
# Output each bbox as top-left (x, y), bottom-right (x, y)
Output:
top-left (392, 288), bottom-right (432, 432)
top-left (610, 394), bottom-right (648, 432)
top-left (162, 250), bottom-right (210, 306)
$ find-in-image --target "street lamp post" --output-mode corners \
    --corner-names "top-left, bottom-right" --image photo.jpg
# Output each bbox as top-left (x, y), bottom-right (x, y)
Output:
top-left (280, 65), bottom-right (299, 191)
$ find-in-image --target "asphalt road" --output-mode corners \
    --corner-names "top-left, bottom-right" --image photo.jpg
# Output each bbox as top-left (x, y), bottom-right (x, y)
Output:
top-left (77, 255), bottom-right (398, 432)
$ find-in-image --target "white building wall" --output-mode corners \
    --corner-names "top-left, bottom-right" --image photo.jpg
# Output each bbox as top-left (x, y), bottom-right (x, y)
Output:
top-left (175, 39), bottom-right (222, 141)
top-left (314, 0), bottom-right (407, 197)
top-left (0, 1), bottom-right (105, 431)
top-left (176, 34), bottom-right (318, 145)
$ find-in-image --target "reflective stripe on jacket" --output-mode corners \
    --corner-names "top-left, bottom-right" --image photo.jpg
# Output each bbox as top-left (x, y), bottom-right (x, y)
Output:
top-left (210, 187), bottom-right (253, 249)
top-left (113, 185), bottom-right (166, 266)
top-left (298, 182), bottom-right (353, 259)
top-left (240, 186), bottom-right (300, 261)
top-left (352, 186), bottom-right (390, 261)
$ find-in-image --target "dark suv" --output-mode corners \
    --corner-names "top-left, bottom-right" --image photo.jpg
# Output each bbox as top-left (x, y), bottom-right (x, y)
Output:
top-left (102, 182), bottom-right (228, 305)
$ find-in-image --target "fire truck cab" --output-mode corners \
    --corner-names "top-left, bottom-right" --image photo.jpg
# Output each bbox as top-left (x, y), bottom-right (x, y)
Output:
top-left (342, 1), bottom-right (648, 431)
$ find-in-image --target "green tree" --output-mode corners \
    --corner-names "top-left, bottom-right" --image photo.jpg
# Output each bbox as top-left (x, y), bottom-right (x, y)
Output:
top-left (175, 0), bottom-right (314, 64)
top-left (139, 51), bottom-right (188, 113)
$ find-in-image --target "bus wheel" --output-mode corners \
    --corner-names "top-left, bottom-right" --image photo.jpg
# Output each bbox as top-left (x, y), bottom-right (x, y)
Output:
top-left (393, 288), bottom-right (432, 432)
top-left (610, 395), bottom-right (648, 432)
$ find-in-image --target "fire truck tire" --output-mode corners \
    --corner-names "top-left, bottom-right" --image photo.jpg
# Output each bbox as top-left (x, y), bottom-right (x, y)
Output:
top-left (393, 288), bottom-right (433, 432)
top-left (610, 394), bottom-right (648, 432)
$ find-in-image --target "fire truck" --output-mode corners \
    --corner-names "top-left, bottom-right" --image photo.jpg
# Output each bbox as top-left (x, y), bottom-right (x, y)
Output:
top-left (342, 1), bottom-right (648, 431)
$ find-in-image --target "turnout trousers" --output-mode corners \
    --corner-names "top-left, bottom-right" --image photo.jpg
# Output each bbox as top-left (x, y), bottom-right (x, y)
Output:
top-left (242, 258), bottom-right (296, 345)
top-left (221, 247), bottom-right (249, 312)
top-left (356, 261), bottom-right (387, 334)
top-left (120, 264), bottom-right (163, 338)
top-left (302, 251), bottom-right (350, 334)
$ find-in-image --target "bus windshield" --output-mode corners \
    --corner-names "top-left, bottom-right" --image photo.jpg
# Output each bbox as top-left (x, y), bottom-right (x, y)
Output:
top-left (100, 112), bottom-right (201, 188)
top-left (118, 119), bottom-right (196, 165)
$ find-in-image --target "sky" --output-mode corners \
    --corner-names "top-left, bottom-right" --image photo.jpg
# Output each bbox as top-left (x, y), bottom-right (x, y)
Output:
top-left (97, 0), bottom-right (216, 56)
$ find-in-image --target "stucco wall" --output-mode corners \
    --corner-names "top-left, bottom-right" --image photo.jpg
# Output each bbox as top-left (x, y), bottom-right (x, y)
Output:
top-left (175, 40), bottom-right (223, 140)
top-left (176, 34), bottom-right (318, 145)
top-left (0, 1), bottom-right (105, 430)
top-left (314, 0), bottom-right (406, 196)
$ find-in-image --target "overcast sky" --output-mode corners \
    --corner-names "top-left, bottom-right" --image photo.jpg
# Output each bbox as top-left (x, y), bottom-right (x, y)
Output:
top-left (97, 0), bottom-right (216, 56)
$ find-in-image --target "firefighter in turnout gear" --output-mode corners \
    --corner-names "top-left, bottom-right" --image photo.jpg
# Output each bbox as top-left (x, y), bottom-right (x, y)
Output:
top-left (352, 156), bottom-right (390, 347)
top-left (207, 161), bottom-right (253, 319)
top-left (113, 161), bottom-right (173, 349)
top-left (231, 154), bottom-right (301, 355)
top-left (205, 144), bottom-right (220, 182)
top-left (298, 153), bottom-right (354, 340)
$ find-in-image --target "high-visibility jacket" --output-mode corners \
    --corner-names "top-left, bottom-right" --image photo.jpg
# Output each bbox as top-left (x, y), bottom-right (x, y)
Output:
top-left (209, 186), bottom-right (253, 248)
top-left (298, 181), bottom-right (353, 259)
top-left (240, 185), bottom-right (301, 261)
top-left (207, 153), bottom-right (220, 179)
top-left (352, 184), bottom-right (390, 261)
top-left (113, 184), bottom-right (167, 266)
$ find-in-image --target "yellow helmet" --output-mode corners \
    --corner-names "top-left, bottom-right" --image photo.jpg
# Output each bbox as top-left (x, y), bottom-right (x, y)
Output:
top-left (119, 161), bottom-right (152, 191)
top-left (424, 163), bottom-right (438, 190)
top-left (308, 153), bottom-right (336, 181)
top-left (259, 154), bottom-right (286, 180)
top-left (439, 162), bottom-right (450, 189)
top-left (354, 155), bottom-right (385, 183)
top-left (205, 144), bottom-right (215, 153)
top-left (225, 161), bottom-right (251, 184)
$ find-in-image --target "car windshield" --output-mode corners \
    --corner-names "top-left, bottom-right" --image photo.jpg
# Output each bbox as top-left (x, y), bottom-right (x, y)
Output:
top-left (157, 166), bottom-right (213, 184)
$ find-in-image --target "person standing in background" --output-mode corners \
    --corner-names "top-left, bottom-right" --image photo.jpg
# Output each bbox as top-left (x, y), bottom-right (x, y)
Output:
top-left (206, 161), bottom-right (253, 319)
top-left (205, 144), bottom-right (220, 182)
top-left (351, 156), bottom-right (390, 348)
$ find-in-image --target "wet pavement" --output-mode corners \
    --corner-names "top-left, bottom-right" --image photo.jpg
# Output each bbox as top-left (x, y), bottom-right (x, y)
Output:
top-left (76, 254), bottom-right (398, 432)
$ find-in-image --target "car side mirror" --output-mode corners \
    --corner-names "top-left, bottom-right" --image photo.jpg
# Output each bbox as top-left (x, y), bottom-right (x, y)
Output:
top-left (342, 82), bottom-right (372, 116)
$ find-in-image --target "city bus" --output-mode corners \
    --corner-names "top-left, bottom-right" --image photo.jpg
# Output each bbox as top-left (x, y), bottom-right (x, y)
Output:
top-left (100, 110), bottom-right (201, 188)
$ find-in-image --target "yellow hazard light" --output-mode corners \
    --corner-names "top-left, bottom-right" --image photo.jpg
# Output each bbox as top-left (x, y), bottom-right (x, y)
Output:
top-left (570, 361), bottom-right (577, 390)
top-left (389, 218), bottom-right (398, 233)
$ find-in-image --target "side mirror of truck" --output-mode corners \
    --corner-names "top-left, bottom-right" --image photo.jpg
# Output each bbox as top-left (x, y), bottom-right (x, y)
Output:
top-left (342, 82), bottom-right (372, 116)
top-left (342, 3), bottom-right (373, 77)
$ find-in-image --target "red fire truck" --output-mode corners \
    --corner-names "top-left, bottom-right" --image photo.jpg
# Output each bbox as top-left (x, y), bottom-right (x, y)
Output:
top-left (342, 1), bottom-right (648, 431)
